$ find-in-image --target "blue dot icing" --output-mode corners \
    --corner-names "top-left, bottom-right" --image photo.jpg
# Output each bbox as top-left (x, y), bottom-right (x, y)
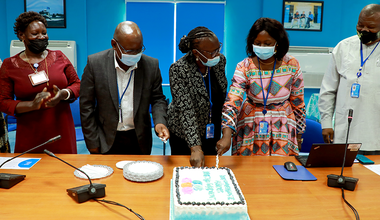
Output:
top-left (192, 180), bottom-right (202, 185)
top-left (193, 184), bottom-right (203, 191)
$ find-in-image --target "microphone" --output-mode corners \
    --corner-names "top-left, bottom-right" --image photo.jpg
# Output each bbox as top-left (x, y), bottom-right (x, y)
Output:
top-left (0, 135), bottom-right (61, 189)
top-left (44, 149), bottom-right (106, 203)
top-left (327, 109), bottom-right (359, 191)
top-left (348, 109), bottom-right (353, 123)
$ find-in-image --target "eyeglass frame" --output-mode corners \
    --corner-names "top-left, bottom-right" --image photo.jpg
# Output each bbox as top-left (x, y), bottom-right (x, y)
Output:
top-left (113, 38), bottom-right (146, 55)
top-left (196, 42), bottom-right (223, 58)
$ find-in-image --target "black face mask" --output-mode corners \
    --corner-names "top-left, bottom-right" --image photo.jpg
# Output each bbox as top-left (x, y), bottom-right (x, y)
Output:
top-left (357, 30), bottom-right (380, 44)
top-left (26, 39), bottom-right (49, 54)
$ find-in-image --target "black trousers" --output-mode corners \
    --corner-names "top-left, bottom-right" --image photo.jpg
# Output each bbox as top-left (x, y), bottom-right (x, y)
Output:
top-left (169, 132), bottom-right (218, 155)
top-left (105, 130), bottom-right (143, 155)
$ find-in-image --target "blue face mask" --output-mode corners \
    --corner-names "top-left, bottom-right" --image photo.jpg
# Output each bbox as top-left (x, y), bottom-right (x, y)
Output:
top-left (252, 43), bottom-right (276, 60)
top-left (196, 49), bottom-right (220, 67)
top-left (116, 43), bottom-right (143, 66)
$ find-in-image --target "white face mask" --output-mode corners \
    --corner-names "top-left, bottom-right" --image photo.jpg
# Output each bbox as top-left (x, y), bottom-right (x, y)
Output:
top-left (252, 43), bottom-right (276, 60)
top-left (195, 49), bottom-right (220, 67)
top-left (116, 43), bottom-right (143, 66)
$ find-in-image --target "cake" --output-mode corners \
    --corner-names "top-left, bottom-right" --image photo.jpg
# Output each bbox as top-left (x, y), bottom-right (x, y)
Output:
top-left (171, 166), bottom-right (248, 220)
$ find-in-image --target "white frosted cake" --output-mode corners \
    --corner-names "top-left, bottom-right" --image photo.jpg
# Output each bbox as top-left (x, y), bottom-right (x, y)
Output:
top-left (171, 166), bottom-right (248, 220)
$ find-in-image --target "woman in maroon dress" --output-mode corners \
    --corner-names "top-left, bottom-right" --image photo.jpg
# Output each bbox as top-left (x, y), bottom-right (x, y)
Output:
top-left (0, 12), bottom-right (80, 153)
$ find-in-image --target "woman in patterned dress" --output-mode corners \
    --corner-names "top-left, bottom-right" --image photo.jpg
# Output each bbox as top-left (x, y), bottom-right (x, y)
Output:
top-left (216, 18), bottom-right (306, 156)
top-left (167, 27), bottom-right (227, 167)
top-left (0, 112), bottom-right (10, 153)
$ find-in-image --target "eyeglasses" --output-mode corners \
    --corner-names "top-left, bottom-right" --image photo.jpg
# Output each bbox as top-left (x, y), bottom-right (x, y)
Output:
top-left (114, 38), bottom-right (145, 55)
top-left (197, 42), bottom-right (223, 57)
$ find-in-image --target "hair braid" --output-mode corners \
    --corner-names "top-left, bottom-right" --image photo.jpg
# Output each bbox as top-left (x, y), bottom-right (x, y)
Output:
top-left (178, 26), bottom-right (215, 53)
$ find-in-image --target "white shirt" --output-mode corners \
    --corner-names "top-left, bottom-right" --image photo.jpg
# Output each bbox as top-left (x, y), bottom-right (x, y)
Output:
top-left (114, 52), bottom-right (137, 131)
top-left (319, 35), bottom-right (380, 151)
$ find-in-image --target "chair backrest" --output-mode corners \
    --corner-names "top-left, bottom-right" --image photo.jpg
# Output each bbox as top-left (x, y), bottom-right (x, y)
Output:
top-left (70, 99), bottom-right (81, 127)
top-left (301, 118), bottom-right (325, 153)
top-left (3, 113), bottom-right (17, 132)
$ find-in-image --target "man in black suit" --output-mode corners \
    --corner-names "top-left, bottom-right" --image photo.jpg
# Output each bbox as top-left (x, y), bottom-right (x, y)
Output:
top-left (80, 21), bottom-right (169, 155)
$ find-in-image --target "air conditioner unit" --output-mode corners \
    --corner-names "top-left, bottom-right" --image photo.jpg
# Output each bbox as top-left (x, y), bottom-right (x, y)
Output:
top-left (288, 46), bottom-right (333, 89)
top-left (10, 40), bottom-right (77, 71)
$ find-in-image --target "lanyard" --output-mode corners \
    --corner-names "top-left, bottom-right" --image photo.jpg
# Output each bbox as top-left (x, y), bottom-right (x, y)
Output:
top-left (200, 67), bottom-right (213, 121)
top-left (117, 70), bottom-right (134, 108)
top-left (258, 58), bottom-right (276, 116)
top-left (358, 42), bottom-right (379, 78)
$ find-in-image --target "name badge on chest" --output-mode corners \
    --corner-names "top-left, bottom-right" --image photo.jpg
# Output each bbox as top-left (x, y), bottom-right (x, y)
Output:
top-left (28, 70), bottom-right (49, 86)
top-left (259, 121), bottom-right (269, 135)
top-left (351, 83), bottom-right (361, 98)
top-left (206, 123), bottom-right (214, 139)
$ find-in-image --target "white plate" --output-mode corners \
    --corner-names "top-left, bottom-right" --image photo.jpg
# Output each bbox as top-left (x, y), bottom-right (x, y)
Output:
top-left (74, 164), bottom-right (113, 180)
top-left (123, 161), bottom-right (163, 182)
top-left (116, 160), bottom-right (134, 169)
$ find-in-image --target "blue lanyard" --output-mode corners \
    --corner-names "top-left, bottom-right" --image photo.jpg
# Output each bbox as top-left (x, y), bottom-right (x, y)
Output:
top-left (116, 70), bottom-right (134, 108)
top-left (358, 42), bottom-right (379, 78)
top-left (258, 58), bottom-right (276, 115)
top-left (200, 67), bottom-right (213, 121)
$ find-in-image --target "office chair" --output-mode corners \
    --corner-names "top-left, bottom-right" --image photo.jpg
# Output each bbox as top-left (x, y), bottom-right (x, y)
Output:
top-left (69, 99), bottom-right (84, 141)
top-left (301, 118), bottom-right (325, 153)
top-left (4, 113), bottom-right (17, 132)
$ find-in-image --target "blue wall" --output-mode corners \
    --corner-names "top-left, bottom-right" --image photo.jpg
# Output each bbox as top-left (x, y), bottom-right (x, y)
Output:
top-left (86, 0), bottom-right (126, 56)
top-left (0, 0), bottom-right (7, 58)
top-left (0, 0), bottom-right (378, 101)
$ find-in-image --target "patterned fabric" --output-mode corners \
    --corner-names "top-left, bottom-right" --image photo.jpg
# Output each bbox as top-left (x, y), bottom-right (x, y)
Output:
top-left (0, 112), bottom-right (10, 153)
top-left (0, 60), bottom-right (8, 153)
top-left (167, 52), bottom-right (227, 148)
top-left (222, 55), bottom-right (306, 156)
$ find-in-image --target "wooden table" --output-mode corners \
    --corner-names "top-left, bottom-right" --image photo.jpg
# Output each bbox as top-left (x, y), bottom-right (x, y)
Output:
top-left (1, 153), bottom-right (379, 220)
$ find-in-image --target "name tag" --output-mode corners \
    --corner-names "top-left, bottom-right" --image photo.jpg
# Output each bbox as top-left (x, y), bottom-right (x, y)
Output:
top-left (206, 123), bottom-right (214, 139)
top-left (118, 107), bottom-right (123, 123)
top-left (351, 83), bottom-right (360, 98)
top-left (259, 121), bottom-right (269, 135)
top-left (28, 70), bottom-right (49, 86)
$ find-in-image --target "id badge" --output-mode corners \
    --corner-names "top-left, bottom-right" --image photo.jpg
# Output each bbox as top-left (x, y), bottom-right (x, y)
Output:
top-left (350, 83), bottom-right (360, 98)
top-left (206, 123), bottom-right (214, 139)
top-left (259, 121), bottom-right (269, 135)
top-left (118, 107), bottom-right (123, 123)
top-left (28, 70), bottom-right (49, 86)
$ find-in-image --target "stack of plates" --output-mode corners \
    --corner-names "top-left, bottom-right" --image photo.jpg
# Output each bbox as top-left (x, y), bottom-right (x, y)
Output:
top-left (123, 161), bottom-right (164, 182)
top-left (74, 164), bottom-right (114, 179)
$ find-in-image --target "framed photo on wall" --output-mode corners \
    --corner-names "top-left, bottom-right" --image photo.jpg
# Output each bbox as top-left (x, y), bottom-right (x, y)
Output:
top-left (282, 1), bottom-right (323, 31)
top-left (24, 0), bottom-right (66, 28)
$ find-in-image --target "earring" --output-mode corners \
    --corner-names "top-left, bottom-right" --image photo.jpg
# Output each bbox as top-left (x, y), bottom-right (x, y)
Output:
top-left (196, 57), bottom-right (199, 61)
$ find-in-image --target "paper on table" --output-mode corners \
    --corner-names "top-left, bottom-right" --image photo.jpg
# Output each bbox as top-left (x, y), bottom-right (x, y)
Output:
top-left (364, 164), bottom-right (380, 176)
top-left (0, 157), bottom-right (41, 170)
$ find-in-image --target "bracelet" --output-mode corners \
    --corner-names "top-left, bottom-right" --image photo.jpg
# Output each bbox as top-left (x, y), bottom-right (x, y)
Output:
top-left (62, 89), bottom-right (71, 100)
